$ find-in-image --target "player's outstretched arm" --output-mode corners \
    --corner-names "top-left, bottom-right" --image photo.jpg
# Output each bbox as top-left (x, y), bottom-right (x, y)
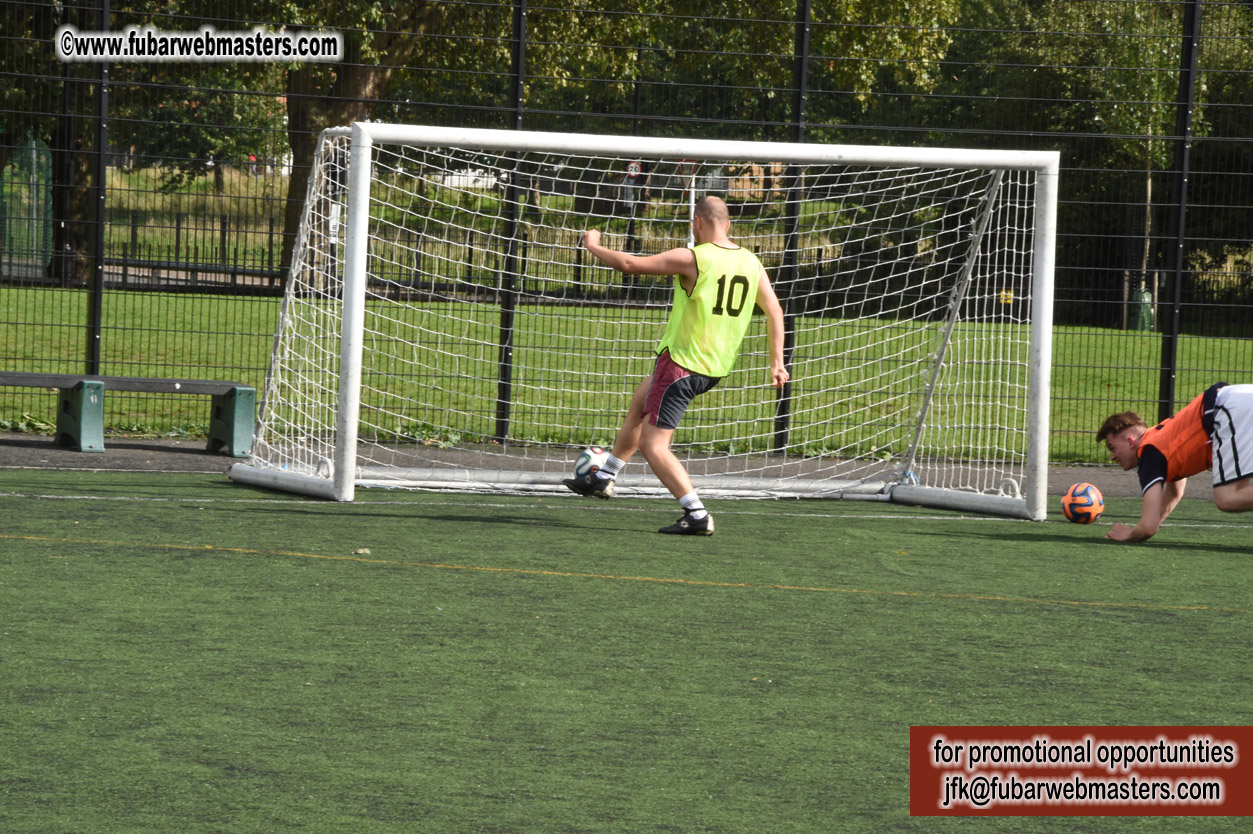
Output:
top-left (582, 229), bottom-right (697, 281)
top-left (755, 269), bottom-right (789, 390)
top-left (1106, 480), bottom-right (1181, 542)
top-left (1158, 478), bottom-right (1187, 523)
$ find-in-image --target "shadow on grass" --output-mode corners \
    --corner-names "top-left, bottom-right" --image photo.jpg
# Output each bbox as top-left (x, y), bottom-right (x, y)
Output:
top-left (228, 502), bottom-right (650, 532)
top-left (924, 526), bottom-right (1253, 555)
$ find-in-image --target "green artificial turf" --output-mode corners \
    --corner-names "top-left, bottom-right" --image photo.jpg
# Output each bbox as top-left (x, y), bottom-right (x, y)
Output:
top-left (1, 469), bottom-right (1250, 832)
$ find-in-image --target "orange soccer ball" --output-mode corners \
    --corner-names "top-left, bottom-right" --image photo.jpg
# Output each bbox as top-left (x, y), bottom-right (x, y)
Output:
top-left (1060, 482), bottom-right (1105, 524)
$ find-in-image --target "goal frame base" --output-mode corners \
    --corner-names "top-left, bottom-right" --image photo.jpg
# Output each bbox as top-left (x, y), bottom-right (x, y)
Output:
top-left (230, 461), bottom-right (1036, 519)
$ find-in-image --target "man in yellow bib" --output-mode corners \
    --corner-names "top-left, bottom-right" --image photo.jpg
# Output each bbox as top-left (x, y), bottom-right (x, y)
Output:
top-left (563, 195), bottom-right (789, 535)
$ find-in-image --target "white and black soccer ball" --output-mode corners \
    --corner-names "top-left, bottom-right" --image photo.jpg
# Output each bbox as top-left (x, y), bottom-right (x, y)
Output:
top-left (573, 445), bottom-right (608, 478)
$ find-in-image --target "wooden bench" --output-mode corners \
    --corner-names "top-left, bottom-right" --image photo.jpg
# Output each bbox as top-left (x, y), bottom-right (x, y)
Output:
top-left (0, 371), bottom-right (256, 457)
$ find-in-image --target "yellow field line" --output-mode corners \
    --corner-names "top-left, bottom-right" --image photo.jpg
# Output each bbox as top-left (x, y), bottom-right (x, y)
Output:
top-left (4, 532), bottom-right (1249, 615)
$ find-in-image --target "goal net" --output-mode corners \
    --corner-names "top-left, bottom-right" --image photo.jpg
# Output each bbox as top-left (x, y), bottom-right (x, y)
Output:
top-left (230, 123), bottom-right (1057, 519)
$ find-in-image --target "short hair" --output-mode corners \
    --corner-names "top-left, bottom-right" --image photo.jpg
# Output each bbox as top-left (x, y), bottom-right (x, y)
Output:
top-left (1096, 411), bottom-right (1147, 442)
top-left (694, 195), bottom-right (729, 227)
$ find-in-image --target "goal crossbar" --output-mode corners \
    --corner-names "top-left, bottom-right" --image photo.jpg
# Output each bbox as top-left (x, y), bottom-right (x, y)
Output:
top-left (347, 123), bottom-right (1060, 173)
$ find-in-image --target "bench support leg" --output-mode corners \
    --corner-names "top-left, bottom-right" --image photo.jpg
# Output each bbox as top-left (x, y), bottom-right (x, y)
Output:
top-left (208, 386), bottom-right (256, 458)
top-left (57, 381), bottom-right (106, 452)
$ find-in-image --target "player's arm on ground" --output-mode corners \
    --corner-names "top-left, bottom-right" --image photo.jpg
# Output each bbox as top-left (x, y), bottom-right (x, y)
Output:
top-left (1158, 477), bottom-right (1187, 524)
top-left (1105, 479), bottom-right (1185, 541)
top-left (755, 268), bottom-right (790, 390)
top-left (582, 229), bottom-right (698, 282)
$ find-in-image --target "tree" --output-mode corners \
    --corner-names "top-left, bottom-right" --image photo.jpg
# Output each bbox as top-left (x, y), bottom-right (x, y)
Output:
top-left (1035, 1), bottom-right (1190, 326)
top-left (109, 60), bottom-right (287, 193)
top-left (1, 0), bottom-right (106, 285)
top-left (909, 0), bottom-right (1042, 146)
top-left (1181, 0), bottom-right (1253, 271)
top-left (70, 1), bottom-right (445, 275)
top-left (269, 3), bottom-right (444, 275)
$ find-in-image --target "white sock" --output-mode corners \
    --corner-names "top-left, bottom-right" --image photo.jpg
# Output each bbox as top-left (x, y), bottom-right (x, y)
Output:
top-left (679, 492), bottom-right (708, 520)
top-left (596, 453), bottom-right (626, 480)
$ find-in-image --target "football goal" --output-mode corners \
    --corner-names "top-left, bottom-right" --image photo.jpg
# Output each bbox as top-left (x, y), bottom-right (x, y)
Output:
top-left (230, 123), bottom-right (1058, 519)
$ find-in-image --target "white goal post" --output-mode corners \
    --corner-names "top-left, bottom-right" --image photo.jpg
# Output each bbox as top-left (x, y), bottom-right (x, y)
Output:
top-left (230, 122), bottom-right (1058, 519)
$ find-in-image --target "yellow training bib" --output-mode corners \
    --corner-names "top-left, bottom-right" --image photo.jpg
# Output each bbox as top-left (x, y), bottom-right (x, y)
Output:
top-left (655, 243), bottom-right (763, 377)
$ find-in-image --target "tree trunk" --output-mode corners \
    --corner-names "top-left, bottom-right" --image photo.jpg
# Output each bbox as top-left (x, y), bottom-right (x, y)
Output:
top-left (49, 113), bottom-right (98, 287)
top-left (278, 4), bottom-right (440, 281)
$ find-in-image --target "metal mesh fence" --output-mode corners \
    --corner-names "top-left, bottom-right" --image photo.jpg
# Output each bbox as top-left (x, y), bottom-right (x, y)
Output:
top-left (2, 0), bottom-right (1251, 462)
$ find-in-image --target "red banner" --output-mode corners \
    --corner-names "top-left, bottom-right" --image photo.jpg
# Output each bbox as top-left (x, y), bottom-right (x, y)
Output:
top-left (910, 726), bottom-right (1253, 816)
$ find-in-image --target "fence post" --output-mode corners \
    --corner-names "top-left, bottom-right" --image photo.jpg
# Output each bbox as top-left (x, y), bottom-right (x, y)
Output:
top-left (495, 0), bottom-right (528, 445)
top-left (1158, 0), bottom-right (1202, 422)
top-left (511, 0), bottom-right (526, 131)
top-left (773, 0), bottom-right (811, 453)
top-left (220, 214), bottom-right (229, 267)
top-left (123, 210), bottom-right (137, 287)
top-left (792, 0), bottom-right (811, 144)
top-left (86, 0), bottom-right (111, 375)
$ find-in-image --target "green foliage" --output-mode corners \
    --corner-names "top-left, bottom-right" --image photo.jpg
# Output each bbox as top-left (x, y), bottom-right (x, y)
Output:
top-left (101, 420), bottom-right (209, 439)
top-left (0, 413), bottom-right (55, 434)
top-left (1029, 0), bottom-right (1184, 165)
top-left (118, 75), bottom-right (287, 192)
top-left (369, 419), bottom-right (462, 448)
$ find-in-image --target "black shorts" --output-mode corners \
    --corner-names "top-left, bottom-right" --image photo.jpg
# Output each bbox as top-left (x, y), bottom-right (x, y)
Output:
top-left (644, 351), bottom-right (720, 430)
